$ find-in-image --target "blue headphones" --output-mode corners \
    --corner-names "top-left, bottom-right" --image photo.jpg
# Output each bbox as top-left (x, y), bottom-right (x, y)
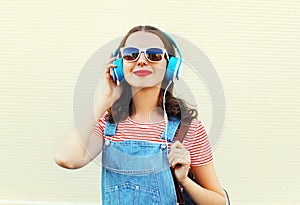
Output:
top-left (110, 32), bottom-right (183, 83)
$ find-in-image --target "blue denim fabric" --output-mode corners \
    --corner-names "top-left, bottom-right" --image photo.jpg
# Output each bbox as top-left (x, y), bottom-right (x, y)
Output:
top-left (161, 119), bottom-right (181, 142)
top-left (102, 119), bottom-right (180, 205)
top-left (103, 122), bottom-right (117, 136)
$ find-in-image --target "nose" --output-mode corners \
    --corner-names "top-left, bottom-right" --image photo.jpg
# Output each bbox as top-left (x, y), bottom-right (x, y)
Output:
top-left (137, 52), bottom-right (148, 67)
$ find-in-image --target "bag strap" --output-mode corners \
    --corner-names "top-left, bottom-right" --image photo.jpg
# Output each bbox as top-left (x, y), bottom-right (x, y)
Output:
top-left (175, 120), bottom-right (191, 143)
top-left (171, 118), bottom-right (193, 205)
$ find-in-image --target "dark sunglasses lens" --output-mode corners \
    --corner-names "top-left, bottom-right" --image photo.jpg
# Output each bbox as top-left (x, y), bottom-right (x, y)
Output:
top-left (122, 47), bottom-right (140, 61)
top-left (146, 48), bottom-right (164, 61)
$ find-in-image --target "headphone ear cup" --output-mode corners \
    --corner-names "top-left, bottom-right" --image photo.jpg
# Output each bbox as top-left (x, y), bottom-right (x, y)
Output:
top-left (166, 56), bottom-right (181, 81)
top-left (111, 58), bottom-right (124, 82)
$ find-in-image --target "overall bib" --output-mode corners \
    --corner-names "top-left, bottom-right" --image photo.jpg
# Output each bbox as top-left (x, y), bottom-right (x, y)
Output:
top-left (102, 119), bottom-right (181, 205)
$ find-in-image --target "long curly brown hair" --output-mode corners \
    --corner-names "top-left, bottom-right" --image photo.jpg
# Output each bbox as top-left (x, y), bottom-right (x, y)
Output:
top-left (107, 25), bottom-right (198, 123)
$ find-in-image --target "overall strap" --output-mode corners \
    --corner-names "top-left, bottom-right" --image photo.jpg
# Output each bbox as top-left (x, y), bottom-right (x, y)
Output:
top-left (161, 118), bottom-right (181, 142)
top-left (103, 121), bottom-right (118, 136)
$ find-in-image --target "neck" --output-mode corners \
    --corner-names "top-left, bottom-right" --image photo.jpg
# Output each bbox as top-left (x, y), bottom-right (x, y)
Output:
top-left (131, 86), bottom-right (163, 123)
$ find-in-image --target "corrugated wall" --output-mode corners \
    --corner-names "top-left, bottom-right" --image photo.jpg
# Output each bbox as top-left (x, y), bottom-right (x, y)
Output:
top-left (0, 1), bottom-right (299, 204)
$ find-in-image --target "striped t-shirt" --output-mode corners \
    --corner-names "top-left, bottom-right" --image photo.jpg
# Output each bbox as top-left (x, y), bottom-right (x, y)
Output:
top-left (93, 114), bottom-right (213, 166)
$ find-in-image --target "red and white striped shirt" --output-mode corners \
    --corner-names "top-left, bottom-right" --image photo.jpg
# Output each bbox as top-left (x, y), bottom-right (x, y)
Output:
top-left (93, 114), bottom-right (213, 166)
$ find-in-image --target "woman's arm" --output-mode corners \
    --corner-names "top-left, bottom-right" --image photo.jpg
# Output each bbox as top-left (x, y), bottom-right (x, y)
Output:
top-left (169, 141), bottom-right (226, 205)
top-left (54, 99), bottom-right (108, 169)
top-left (55, 55), bottom-right (121, 169)
top-left (181, 162), bottom-right (226, 205)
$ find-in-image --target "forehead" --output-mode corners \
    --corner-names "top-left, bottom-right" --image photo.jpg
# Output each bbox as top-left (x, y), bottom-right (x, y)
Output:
top-left (125, 31), bottom-right (165, 48)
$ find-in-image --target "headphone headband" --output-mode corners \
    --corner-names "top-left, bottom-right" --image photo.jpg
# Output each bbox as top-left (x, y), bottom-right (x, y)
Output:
top-left (163, 32), bottom-right (183, 59)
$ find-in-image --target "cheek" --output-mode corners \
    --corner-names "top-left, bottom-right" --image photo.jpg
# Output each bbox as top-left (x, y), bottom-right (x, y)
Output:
top-left (123, 62), bottom-right (134, 75)
top-left (157, 66), bottom-right (167, 77)
top-left (156, 62), bottom-right (167, 76)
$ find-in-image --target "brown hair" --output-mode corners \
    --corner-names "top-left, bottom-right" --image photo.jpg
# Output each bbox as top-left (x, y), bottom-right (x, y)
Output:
top-left (107, 25), bottom-right (198, 123)
top-left (116, 25), bottom-right (176, 57)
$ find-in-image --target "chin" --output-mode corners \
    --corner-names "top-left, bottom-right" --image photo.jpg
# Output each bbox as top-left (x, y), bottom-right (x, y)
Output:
top-left (126, 78), bottom-right (163, 89)
top-left (131, 83), bottom-right (163, 91)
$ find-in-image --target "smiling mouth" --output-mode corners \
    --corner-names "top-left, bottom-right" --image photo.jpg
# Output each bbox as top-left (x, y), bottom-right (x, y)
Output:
top-left (133, 70), bottom-right (153, 77)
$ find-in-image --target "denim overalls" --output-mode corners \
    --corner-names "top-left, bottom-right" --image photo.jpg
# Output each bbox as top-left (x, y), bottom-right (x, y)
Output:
top-left (102, 118), bottom-right (181, 205)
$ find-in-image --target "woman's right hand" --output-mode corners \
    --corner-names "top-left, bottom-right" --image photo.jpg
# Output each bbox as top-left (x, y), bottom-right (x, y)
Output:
top-left (101, 53), bottom-right (123, 108)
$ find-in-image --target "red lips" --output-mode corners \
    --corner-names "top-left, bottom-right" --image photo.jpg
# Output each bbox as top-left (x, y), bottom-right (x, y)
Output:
top-left (133, 70), bottom-right (152, 77)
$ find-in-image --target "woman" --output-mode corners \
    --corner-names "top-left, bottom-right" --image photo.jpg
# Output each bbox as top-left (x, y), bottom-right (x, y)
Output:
top-left (55, 25), bottom-right (227, 204)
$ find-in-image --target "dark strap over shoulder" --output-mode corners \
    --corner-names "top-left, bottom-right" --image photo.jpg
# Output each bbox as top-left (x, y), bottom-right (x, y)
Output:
top-left (175, 119), bottom-right (192, 143)
top-left (172, 118), bottom-right (193, 205)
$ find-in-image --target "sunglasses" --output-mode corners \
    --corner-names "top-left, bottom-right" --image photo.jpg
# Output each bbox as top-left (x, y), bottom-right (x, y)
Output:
top-left (120, 47), bottom-right (169, 62)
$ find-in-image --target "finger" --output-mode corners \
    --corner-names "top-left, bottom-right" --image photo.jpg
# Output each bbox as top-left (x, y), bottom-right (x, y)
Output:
top-left (168, 149), bottom-right (186, 162)
top-left (170, 140), bottom-right (185, 149)
top-left (170, 156), bottom-right (186, 168)
top-left (171, 155), bottom-right (190, 168)
top-left (168, 149), bottom-right (184, 159)
top-left (109, 57), bottom-right (117, 63)
top-left (168, 147), bottom-right (186, 160)
top-left (172, 151), bottom-right (189, 163)
top-left (108, 53), bottom-right (117, 62)
top-left (169, 157), bottom-right (180, 168)
top-left (105, 63), bottom-right (117, 72)
top-left (109, 52), bottom-right (117, 59)
top-left (168, 151), bottom-right (189, 167)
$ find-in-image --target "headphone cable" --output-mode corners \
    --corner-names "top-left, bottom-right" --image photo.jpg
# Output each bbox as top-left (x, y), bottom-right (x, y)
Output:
top-left (163, 80), bottom-right (172, 147)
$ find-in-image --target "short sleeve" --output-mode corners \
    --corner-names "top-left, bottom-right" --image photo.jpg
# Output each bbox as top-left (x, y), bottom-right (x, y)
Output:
top-left (183, 119), bottom-right (213, 166)
top-left (92, 113), bottom-right (108, 140)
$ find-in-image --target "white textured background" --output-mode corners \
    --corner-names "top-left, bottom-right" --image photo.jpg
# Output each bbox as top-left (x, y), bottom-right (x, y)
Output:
top-left (0, 0), bottom-right (299, 204)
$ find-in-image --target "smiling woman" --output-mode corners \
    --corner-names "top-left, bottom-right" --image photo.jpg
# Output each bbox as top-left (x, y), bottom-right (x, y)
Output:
top-left (121, 31), bottom-right (168, 89)
top-left (55, 25), bottom-right (228, 205)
